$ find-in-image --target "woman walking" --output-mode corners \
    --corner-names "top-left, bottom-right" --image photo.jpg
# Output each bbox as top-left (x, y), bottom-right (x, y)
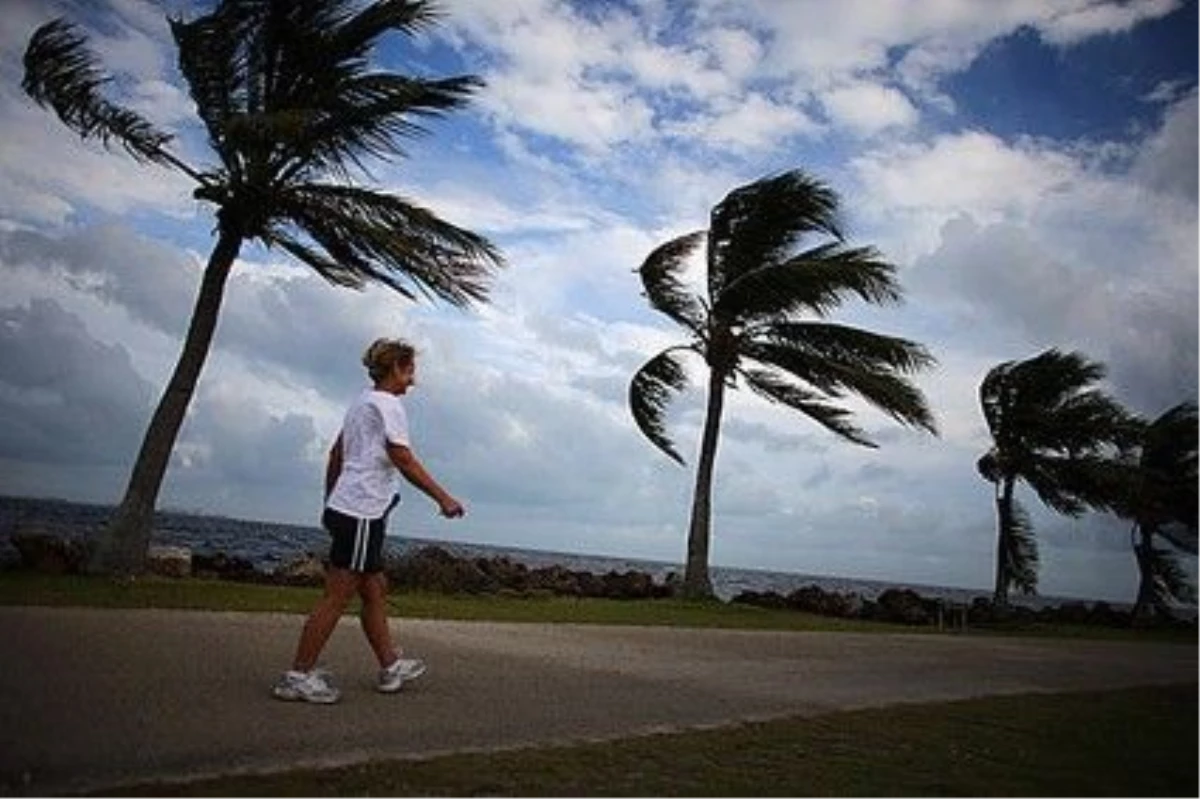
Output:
top-left (273, 338), bottom-right (464, 704)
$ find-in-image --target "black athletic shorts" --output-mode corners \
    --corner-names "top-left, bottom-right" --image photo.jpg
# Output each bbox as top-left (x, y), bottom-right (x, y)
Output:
top-left (323, 508), bottom-right (386, 573)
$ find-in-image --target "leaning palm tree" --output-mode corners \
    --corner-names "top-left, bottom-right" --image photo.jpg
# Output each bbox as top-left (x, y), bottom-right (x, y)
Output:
top-left (976, 350), bottom-right (1141, 606)
top-left (1118, 403), bottom-right (1197, 623)
top-left (629, 170), bottom-right (938, 599)
top-left (22, 0), bottom-right (503, 576)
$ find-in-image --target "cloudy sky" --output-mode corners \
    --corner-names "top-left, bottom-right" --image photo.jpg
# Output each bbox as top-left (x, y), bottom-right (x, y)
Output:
top-left (0, 0), bottom-right (1195, 602)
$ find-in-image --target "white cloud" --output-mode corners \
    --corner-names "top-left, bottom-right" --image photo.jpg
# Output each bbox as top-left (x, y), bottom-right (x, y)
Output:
top-left (821, 81), bottom-right (919, 135)
top-left (664, 92), bottom-right (820, 152)
top-left (487, 76), bottom-right (656, 152)
top-left (705, 26), bottom-right (762, 82)
top-left (1040, 0), bottom-right (1181, 45)
top-left (848, 130), bottom-right (1103, 263)
top-left (446, 0), bottom-right (1185, 170)
top-left (1132, 91), bottom-right (1199, 200)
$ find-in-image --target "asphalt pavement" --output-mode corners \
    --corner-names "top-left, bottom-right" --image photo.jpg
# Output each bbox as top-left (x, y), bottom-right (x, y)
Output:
top-left (0, 606), bottom-right (1194, 795)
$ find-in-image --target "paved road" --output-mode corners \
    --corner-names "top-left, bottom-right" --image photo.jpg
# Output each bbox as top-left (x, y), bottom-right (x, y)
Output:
top-left (0, 606), bottom-right (1194, 795)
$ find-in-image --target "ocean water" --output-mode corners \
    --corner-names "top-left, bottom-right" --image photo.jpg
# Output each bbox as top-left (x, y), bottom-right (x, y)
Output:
top-left (0, 494), bottom-right (1121, 609)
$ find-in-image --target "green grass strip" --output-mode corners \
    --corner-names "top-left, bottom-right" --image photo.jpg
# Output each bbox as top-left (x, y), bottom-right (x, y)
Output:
top-left (1, 571), bottom-right (1194, 642)
top-left (0, 572), bottom-right (902, 630)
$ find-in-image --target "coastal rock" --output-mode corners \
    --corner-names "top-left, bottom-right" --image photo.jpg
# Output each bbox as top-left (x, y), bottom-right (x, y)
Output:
top-left (147, 545), bottom-right (192, 578)
top-left (967, 597), bottom-right (999, 625)
top-left (381, 546), bottom-right (673, 599)
top-left (1055, 601), bottom-right (1092, 625)
top-left (529, 564), bottom-right (581, 596)
top-left (476, 556), bottom-right (529, 592)
top-left (10, 528), bottom-right (87, 574)
top-left (599, 569), bottom-right (667, 600)
top-left (1088, 601), bottom-right (1130, 627)
top-left (873, 588), bottom-right (935, 626)
top-left (785, 585), bottom-right (860, 618)
top-left (276, 552), bottom-right (325, 586)
top-left (192, 551), bottom-right (258, 582)
top-left (386, 545), bottom-right (493, 594)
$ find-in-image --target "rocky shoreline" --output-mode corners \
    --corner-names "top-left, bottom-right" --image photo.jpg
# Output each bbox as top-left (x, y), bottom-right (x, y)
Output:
top-left (6, 526), bottom-right (1194, 632)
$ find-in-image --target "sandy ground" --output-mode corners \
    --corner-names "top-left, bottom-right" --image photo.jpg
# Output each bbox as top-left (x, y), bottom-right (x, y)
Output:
top-left (0, 606), bottom-right (1194, 795)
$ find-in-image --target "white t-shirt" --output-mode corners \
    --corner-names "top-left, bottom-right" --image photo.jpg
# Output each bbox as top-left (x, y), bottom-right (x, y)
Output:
top-left (326, 388), bottom-right (411, 519)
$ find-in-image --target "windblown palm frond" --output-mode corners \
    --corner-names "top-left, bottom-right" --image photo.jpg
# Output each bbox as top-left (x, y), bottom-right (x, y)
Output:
top-left (752, 322), bottom-right (936, 374)
top-left (1004, 498), bottom-right (1039, 595)
top-left (629, 348), bottom-right (693, 465)
top-left (742, 334), bottom-right (937, 436)
top-left (1137, 542), bottom-right (1197, 612)
top-left (1137, 403), bottom-right (1198, 544)
top-left (1021, 454), bottom-right (1131, 517)
top-left (740, 367), bottom-right (873, 447)
top-left (715, 243), bottom-right (901, 320)
top-left (1158, 522), bottom-right (1199, 556)
top-left (279, 73), bottom-right (482, 181)
top-left (22, 19), bottom-right (175, 165)
top-left (638, 231), bottom-right (706, 333)
top-left (706, 171), bottom-right (841, 301)
top-left (329, 0), bottom-right (442, 54)
top-left (269, 184), bottom-right (500, 305)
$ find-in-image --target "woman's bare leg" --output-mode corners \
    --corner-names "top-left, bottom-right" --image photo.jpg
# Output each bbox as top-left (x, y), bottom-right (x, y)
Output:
top-left (291, 568), bottom-right (358, 672)
top-left (358, 571), bottom-right (399, 668)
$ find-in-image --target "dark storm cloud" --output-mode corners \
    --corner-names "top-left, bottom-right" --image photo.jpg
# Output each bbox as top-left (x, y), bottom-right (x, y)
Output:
top-left (0, 298), bottom-right (152, 465)
top-left (0, 294), bottom-right (331, 517)
top-left (907, 214), bottom-right (1196, 416)
top-left (1103, 292), bottom-right (1198, 416)
top-left (0, 224), bottom-right (195, 337)
top-left (159, 388), bottom-right (325, 519)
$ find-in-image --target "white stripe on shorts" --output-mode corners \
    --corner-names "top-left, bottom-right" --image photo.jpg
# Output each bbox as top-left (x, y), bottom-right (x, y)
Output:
top-left (352, 517), bottom-right (368, 571)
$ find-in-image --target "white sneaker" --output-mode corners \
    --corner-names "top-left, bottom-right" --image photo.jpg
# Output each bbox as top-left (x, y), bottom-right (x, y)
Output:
top-left (272, 669), bottom-right (340, 704)
top-left (378, 657), bottom-right (427, 693)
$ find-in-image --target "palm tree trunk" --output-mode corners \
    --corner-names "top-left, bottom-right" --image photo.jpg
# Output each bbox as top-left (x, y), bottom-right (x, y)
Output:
top-left (682, 366), bottom-right (727, 599)
top-left (89, 228), bottom-right (243, 576)
top-left (1131, 525), bottom-right (1155, 625)
top-left (991, 477), bottom-right (1014, 607)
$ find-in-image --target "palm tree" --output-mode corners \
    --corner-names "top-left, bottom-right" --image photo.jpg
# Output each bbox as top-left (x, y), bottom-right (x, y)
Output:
top-left (22, 0), bottom-right (503, 576)
top-left (976, 349), bottom-right (1141, 606)
top-left (1118, 403), bottom-right (1197, 623)
top-left (628, 170), bottom-right (938, 599)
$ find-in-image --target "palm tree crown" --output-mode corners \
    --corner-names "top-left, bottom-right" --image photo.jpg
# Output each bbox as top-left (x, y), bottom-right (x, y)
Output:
top-left (630, 170), bottom-right (937, 597)
top-left (632, 171), bottom-right (937, 461)
top-left (976, 349), bottom-right (1142, 603)
top-left (23, 0), bottom-right (502, 303)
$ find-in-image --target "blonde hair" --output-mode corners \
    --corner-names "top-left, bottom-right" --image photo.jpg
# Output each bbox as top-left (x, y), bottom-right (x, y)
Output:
top-left (362, 337), bottom-right (416, 382)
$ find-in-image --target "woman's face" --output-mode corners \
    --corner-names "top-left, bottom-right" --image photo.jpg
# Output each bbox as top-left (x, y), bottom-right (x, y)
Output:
top-left (389, 360), bottom-right (416, 395)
